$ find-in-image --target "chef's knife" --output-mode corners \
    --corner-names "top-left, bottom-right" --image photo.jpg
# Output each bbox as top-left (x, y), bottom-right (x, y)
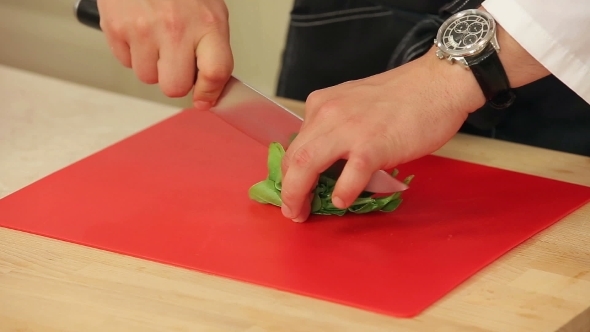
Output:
top-left (73, 0), bottom-right (409, 194)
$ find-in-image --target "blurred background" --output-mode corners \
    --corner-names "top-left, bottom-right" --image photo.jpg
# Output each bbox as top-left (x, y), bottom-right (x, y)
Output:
top-left (0, 0), bottom-right (292, 108)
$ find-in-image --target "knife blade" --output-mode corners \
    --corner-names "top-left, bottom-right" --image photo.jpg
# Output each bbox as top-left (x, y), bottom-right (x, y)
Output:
top-left (73, 0), bottom-right (408, 194)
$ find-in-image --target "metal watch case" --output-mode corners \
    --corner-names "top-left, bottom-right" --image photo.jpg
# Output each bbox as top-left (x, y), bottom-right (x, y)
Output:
top-left (433, 9), bottom-right (499, 67)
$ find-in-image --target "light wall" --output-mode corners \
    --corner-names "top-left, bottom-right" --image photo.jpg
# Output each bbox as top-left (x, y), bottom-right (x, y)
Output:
top-left (0, 0), bottom-right (292, 108)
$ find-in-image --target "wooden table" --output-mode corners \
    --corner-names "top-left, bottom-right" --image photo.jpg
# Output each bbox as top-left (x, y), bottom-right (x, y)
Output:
top-left (1, 64), bottom-right (589, 332)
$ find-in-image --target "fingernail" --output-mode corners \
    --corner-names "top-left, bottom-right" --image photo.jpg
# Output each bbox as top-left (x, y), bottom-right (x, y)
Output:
top-left (281, 204), bottom-right (294, 219)
top-left (193, 100), bottom-right (211, 111)
top-left (332, 196), bottom-right (345, 209)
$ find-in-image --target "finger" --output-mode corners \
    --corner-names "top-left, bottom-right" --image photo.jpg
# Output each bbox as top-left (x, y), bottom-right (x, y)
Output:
top-left (107, 38), bottom-right (132, 68)
top-left (281, 102), bottom-right (337, 178)
top-left (292, 193), bottom-right (314, 223)
top-left (157, 38), bottom-right (196, 98)
top-left (280, 124), bottom-right (325, 180)
top-left (193, 31), bottom-right (234, 109)
top-left (101, 21), bottom-right (132, 68)
top-left (331, 149), bottom-right (381, 209)
top-left (280, 139), bottom-right (345, 221)
top-left (128, 38), bottom-right (159, 84)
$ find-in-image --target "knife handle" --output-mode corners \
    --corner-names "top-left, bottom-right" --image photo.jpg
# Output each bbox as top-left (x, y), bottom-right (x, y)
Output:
top-left (74, 0), bottom-right (101, 30)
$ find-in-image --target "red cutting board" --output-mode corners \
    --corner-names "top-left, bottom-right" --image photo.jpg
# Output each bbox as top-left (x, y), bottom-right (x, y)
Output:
top-left (1, 108), bottom-right (589, 318)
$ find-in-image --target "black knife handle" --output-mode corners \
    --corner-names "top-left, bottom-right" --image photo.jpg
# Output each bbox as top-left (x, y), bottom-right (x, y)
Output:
top-left (74, 0), bottom-right (101, 30)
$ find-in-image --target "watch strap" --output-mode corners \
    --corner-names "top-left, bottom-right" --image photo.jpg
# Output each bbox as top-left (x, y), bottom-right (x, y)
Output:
top-left (466, 43), bottom-right (516, 109)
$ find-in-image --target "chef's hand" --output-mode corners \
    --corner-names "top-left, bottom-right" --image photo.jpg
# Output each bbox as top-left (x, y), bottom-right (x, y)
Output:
top-left (278, 9), bottom-right (552, 222)
top-left (279, 48), bottom-right (487, 222)
top-left (97, 0), bottom-right (233, 110)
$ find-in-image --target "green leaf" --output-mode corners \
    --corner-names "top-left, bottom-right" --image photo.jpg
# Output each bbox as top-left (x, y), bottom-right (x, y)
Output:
top-left (349, 197), bottom-right (375, 207)
top-left (403, 175), bottom-right (415, 185)
top-left (357, 191), bottom-right (374, 198)
top-left (267, 142), bottom-right (285, 183)
top-left (311, 189), bottom-right (323, 213)
top-left (349, 201), bottom-right (379, 214)
top-left (317, 208), bottom-right (347, 216)
top-left (248, 140), bottom-right (415, 218)
top-left (315, 183), bottom-right (327, 196)
top-left (248, 179), bottom-right (282, 207)
top-left (372, 193), bottom-right (397, 210)
top-left (319, 174), bottom-right (336, 188)
top-left (381, 198), bottom-right (403, 212)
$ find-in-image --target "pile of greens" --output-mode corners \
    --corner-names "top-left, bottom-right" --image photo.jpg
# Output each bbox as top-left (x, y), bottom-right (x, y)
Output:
top-left (248, 142), bottom-right (413, 216)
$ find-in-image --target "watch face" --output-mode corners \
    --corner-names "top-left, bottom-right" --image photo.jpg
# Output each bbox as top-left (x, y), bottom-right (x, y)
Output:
top-left (436, 9), bottom-right (495, 57)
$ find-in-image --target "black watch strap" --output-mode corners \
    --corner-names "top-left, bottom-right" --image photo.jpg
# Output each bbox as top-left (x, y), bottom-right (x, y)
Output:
top-left (465, 43), bottom-right (516, 109)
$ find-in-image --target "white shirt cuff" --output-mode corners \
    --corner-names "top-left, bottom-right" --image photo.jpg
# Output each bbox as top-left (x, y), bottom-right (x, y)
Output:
top-left (482, 0), bottom-right (590, 105)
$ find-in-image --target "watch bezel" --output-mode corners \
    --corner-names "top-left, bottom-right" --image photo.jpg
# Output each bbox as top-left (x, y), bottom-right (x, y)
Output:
top-left (435, 9), bottom-right (497, 58)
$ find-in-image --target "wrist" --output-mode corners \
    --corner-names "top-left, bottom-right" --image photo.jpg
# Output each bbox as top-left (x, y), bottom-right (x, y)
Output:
top-left (490, 16), bottom-right (551, 88)
top-left (417, 46), bottom-right (487, 114)
top-left (426, 7), bottom-right (547, 113)
top-left (427, 6), bottom-right (550, 112)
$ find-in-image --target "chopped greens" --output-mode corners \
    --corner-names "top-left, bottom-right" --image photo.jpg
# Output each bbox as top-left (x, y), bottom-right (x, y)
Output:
top-left (248, 142), bottom-right (414, 216)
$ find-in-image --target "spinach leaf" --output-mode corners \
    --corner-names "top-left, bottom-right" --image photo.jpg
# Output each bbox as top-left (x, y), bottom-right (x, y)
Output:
top-left (248, 141), bottom-right (414, 218)
top-left (248, 179), bottom-right (282, 206)
top-left (267, 142), bottom-right (284, 183)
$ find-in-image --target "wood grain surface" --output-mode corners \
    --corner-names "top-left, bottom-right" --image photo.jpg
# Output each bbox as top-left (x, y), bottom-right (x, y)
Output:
top-left (1, 64), bottom-right (589, 332)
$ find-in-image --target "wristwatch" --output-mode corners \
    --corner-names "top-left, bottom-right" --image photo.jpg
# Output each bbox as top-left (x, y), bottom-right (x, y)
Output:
top-left (433, 8), bottom-right (515, 109)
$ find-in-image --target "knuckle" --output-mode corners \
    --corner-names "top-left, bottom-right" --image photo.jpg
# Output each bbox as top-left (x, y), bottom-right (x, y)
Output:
top-left (160, 12), bottom-right (186, 40)
top-left (103, 20), bottom-right (126, 38)
top-left (198, 9), bottom-right (225, 28)
top-left (344, 113), bottom-right (364, 127)
top-left (134, 17), bottom-right (152, 38)
top-left (305, 90), bottom-right (324, 110)
top-left (305, 90), bottom-right (321, 104)
top-left (348, 150), bottom-right (373, 172)
top-left (291, 148), bottom-right (313, 168)
top-left (156, 1), bottom-right (187, 42)
top-left (200, 64), bottom-right (233, 84)
top-left (314, 100), bottom-right (340, 121)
